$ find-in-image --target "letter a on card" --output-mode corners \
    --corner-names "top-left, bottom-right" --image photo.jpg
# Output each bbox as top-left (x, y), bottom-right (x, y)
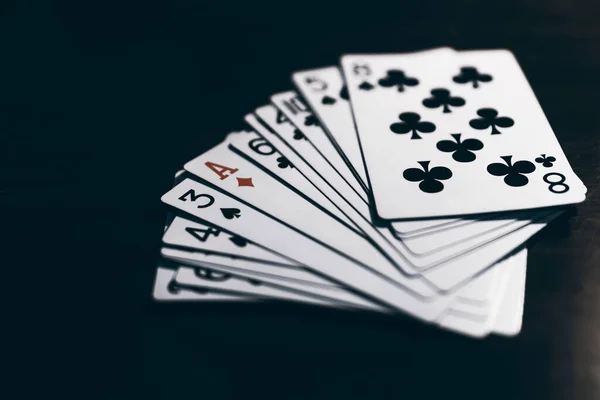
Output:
top-left (205, 161), bottom-right (239, 180)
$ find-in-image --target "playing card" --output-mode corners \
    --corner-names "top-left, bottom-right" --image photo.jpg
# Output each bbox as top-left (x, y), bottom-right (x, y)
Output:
top-left (162, 246), bottom-right (341, 288)
top-left (247, 105), bottom-right (429, 275)
top-left (164, 214), bottom-right (299, 266)
top-left (174, 265), bottom-right (337, 307)
top-left (162, 174), bottom-right (537, 320)
top-left (450, 262), bottom-right (506, 317)
top-left (437, 247), bottom-right (527, 337)
top-left (226, 130), bottom-right (361, 233)
top-left (492, 251), bottom-right (527, 336)
top-left (181, 131), bottom-right (434, 292)
top-left (341, 49), bottom-right (586, 220)
top-left (155, 255), bottom-right (519, 337)
top-left (153, 264), bottom-right (252, 301)
top-left (161, 175), bottom-right (424, 314)
top-left (292, 66), bottom-right (369, 193)
top-left (291, 53), bottom-right (462, 234)
top-left (158, 172), bottom-right (524, 332)
top-left (421, 209), bottom-right (560, 291)
top-left (393, 210), bottom-right (537, 255)
top-left (162, 247), bottom-right (384, 310)
top-left (291, 66), bottom-right (561, 271)
top-left (230, 122), bottom-right (446, 276)
top-left (212, 131), bottom-right (521, 311)
top-left (391, 216), bottom-right (484, 238)
top-left (270, 91), bottom-right (368, 202)
top-left (248, 104), bottom-right (551, 285)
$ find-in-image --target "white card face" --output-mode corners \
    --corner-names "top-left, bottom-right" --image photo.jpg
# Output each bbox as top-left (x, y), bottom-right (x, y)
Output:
top-left (163, 215), bottom-right (298, 266)
top-left (155, 263), bottom-right (512, 330)
top-left (292, 64), bottom-right (461, 235)
top-left (421, 210), bottom-right (560, 291)
top-left (248, 105), bottom-right (426, 276)
top-left (446, 255), bottom-right (508, 318)
top-left (290, 69), bottom-right (552, 277)
top-left (174, 266), bottom-right (335, 307)
top-left (162, 177), bottom-right (480, 320)
top-left (270, 91), bottom-right (368, 202)
top-left (153, 266), bottom-right (251, 301)
top-left (436, 247), bottom-right (527, 337)
top-left (341, 49), bottom-right (586, 219)
top-left (292, 65), bottom-right (546, 257)
top-left (247, 105), bottom-right (542, 281)
top-left (161, 246), bottom-right (340, 288)
top-left (492, 254), bottom-right (527, 336)
top-left (451, 262), bottom-right (505, 318)
top-left (182, 132), bottom-right (432, 294)
top-left (391, 217), bottom-right (464, 237)
top-left (225, 129), bottom-right (360, 233)
top-left (163, 249), bottom-right (382, 311)
top-left (292, 66), bottom-right (369, 192)
top-left (398, 210), bottom-right (535, 255)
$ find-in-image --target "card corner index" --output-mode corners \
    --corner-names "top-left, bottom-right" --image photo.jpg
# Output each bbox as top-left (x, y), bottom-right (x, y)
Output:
top-left (269, 91), bottom-right (287, 103)
top-left (271, 90), bottom-right (297, 104)
top-left (161, 177), bottom-right (193, 202)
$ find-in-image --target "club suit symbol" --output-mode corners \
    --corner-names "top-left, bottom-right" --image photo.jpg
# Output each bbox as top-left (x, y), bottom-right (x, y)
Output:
top-left (378, 69), bottom-right (419, 92)
top-left (276, 156), bottom-right (294, 169)
top-left (535, 154), bottom-right (556, 168)
top-left (469, 108), bottom-right (514, 135)
top-left (403, 161), bottom-right (452, 193)
top-left (453, 66), bottom-right (493, 88)
top-left (436, 133), bottom-right (483, 163)
top-left (422, 88), bottom-right (465, 113)
top-left (339, 85), bottom-right (349, 100)
top-left (390, 112), bottom-right (436, 139)
top-left (487, 155), bottom-right (536, 187)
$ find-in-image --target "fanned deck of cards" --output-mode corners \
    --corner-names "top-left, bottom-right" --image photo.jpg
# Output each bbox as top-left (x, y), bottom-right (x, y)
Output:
top-left (153, 48), bottom-right (587, 338)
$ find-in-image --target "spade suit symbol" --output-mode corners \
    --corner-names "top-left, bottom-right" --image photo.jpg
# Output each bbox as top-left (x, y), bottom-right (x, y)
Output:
top-left (220, 208), bottom-right (241, 219)
top-left (276, 156), bottom-right (294, 169)
top-left (229, 235), bottom-right (248, 247)
top-left (358, 81), bottom-right (374, 91)
top-left (339, 85), bottom-right (349, 100)
top-left (293, 128), bottom-right (306, 140)
top-left (321, 95), bottom-right (336, 105)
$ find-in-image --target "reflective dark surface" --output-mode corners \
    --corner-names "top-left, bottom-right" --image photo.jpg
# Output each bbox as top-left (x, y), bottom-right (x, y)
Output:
top-left (4, 1), bottom-right (599, 399)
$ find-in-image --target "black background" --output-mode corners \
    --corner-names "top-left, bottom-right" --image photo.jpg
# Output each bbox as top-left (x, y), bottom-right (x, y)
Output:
top-left (4, 0), bottom-right (600, 399)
